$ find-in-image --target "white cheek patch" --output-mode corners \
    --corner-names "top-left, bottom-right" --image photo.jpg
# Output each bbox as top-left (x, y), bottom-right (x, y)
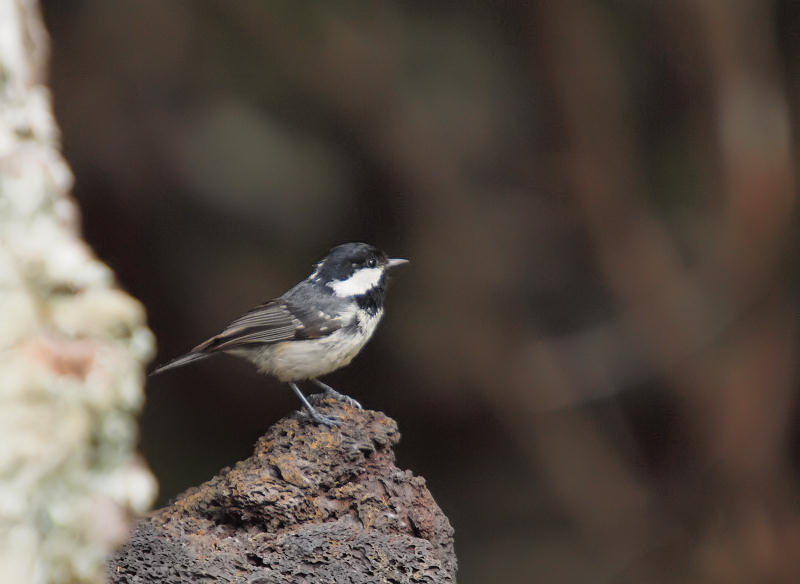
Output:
top-left (327, 267), bottom-right (383, 297)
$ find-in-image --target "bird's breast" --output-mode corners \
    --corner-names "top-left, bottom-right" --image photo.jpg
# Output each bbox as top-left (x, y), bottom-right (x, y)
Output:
top-left (246, 309), bottom-right (384, 382)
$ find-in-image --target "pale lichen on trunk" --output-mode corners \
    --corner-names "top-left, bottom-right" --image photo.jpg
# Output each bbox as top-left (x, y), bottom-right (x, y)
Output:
top-left (0, 1), bottom-right (157, 582)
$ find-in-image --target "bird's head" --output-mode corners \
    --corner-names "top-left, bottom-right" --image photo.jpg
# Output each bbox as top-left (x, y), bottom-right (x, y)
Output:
top-left (311, 242), bottom-right (408, 297)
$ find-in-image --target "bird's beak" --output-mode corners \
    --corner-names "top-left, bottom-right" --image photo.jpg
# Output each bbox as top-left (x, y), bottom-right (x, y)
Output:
top-left (387, 258), bottom-right (409, 269)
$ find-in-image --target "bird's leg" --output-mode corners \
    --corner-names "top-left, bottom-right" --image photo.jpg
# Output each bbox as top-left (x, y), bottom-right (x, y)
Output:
top-left (311, 378), bottom-right (362, 409)
top-left (288, 382), bottom-right (340, 426)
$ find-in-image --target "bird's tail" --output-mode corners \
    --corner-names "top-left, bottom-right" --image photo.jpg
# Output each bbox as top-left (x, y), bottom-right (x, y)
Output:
top-left (150, 351), bottom-right (211, 376)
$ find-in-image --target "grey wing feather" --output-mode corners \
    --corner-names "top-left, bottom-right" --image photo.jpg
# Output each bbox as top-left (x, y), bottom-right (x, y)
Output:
top-left (151, 296), bottom-right (344, 375)
top-left (150, 300), bottom-right (294, 375)
top-left (196, 300), bottom-right (301, 351)
top-left (224, 302), bottom-right (297, 329)
top-left (150, 351), bottom-right (211, 375)
top-left (195, 298), bottom-right (343, 352)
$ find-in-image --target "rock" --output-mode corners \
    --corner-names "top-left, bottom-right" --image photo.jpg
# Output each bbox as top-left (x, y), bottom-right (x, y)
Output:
top-left (109, 400), bottom-right (457, 583)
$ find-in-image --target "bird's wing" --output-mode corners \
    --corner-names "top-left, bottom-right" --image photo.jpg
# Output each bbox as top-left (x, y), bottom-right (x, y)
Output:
top-left (193, 298), bottom-right (342, 353)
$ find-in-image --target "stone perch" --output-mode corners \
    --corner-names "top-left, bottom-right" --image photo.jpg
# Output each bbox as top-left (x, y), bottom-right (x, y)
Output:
top-left (109, 400), bottom-right (457, 583)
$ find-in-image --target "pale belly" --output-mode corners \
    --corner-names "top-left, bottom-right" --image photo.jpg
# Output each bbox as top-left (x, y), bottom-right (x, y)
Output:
top-left (234, 310), bottom-right (384, 382)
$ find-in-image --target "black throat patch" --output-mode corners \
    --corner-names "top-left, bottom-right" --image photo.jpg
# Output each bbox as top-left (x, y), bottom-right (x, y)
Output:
top-left (354, 282), bottom-right (386, 316)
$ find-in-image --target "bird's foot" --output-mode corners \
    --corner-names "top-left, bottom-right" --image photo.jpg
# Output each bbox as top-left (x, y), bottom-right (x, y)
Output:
top-left (324, 387), bottom-right (362, 410)
top-left (288, 381), bottom-right (341, 427)
top-left (300, 408), bottom-right (341, 427)
top-left (311, 379), bottom-right (363, 409)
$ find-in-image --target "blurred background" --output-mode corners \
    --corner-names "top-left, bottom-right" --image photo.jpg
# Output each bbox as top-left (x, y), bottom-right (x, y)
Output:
top-left (41, 1), bottom-right (799, 582)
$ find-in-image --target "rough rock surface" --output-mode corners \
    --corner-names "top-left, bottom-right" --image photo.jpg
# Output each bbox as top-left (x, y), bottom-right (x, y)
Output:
top-left (109, 399), bottom-right (457, 583)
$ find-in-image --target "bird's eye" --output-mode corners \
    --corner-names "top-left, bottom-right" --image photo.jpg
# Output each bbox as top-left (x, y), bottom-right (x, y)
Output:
top-left (367, 257), bottom-right (377, 268)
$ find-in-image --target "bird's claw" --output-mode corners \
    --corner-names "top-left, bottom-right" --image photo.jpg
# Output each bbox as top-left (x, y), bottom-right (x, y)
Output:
top-left (323, 387), bottom-right (362, 409)
top-left (299, 408), bottom-right (341, 427)
top-left (314, 413), bottom-right (341, 427)
top-left (310, 379), bottom-right (362, 409)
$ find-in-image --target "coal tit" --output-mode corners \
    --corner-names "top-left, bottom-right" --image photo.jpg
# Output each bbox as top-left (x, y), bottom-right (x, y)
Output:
top-left (152, 242), bottom-right (408, 426)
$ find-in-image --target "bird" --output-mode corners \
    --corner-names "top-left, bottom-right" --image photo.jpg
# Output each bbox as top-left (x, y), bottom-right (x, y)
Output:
top-left (152, 242), bottom-right (409, 426)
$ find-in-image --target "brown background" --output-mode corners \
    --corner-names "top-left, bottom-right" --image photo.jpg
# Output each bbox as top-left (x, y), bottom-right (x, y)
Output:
top-left (43, 2), bottom-right (800, 582)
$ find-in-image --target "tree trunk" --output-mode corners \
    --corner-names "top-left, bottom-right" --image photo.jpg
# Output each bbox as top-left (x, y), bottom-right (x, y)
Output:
top-left (0, 1), bottom-right (156, 582)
